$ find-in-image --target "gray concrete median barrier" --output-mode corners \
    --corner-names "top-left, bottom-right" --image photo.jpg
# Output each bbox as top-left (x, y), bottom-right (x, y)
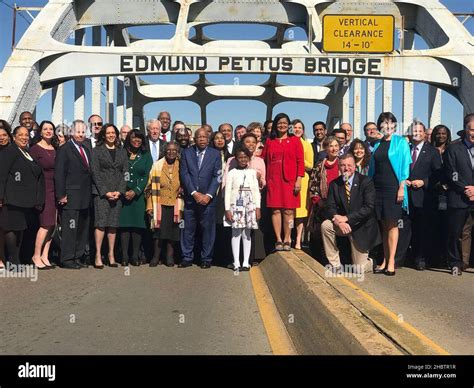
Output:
top-left (259, 250), bottom-right (448, 355)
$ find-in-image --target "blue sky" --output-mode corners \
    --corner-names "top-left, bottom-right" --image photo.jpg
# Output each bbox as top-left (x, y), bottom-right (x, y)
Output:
top-left (0, 0), bottom-right (472, 137)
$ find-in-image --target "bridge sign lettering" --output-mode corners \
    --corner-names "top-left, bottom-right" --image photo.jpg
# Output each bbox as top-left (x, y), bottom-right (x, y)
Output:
top-left (323, 15), bottom-right (395, 53)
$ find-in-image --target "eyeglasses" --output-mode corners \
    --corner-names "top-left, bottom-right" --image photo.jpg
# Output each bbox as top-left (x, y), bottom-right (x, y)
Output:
top-left (91, 122), bottom-right (103, 127)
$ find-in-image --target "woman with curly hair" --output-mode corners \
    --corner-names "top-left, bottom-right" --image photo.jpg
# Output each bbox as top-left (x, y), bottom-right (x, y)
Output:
top-left (349, 138), bottom-right (371, 175)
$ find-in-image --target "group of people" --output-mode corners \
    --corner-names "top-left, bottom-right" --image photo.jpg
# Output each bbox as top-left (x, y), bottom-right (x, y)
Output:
top-left (0, 109), bottom-right (472, 277)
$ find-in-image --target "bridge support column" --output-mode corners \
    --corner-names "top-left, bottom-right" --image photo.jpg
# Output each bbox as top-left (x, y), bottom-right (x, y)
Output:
top-left (51, 84), bottom-right (64, 126)
top-left (74, 29), bottom-right (86, 121)
top-left (125, 78), bottom-right (133, 128)
top-left (353, 78), bottom-right (362, 139)
top-left (106, 27), bottom-right (115, 124)
top-left (342, 79), bottom-right (350, 125)
top-left (116, 77), bottom-right (124, 128)
top-left (428, 86), bottom-right (442, 128)
top-left (383, 80), bottom-right (392, 113)
top-left (366, 78), bottom-right (375, 124)
top-left (91, 26), bottom-right (102, 117)
top-left (402, 31), bottom-right (415, 134)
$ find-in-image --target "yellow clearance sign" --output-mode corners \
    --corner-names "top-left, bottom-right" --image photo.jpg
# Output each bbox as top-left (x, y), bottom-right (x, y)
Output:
top-left (323, 15), bottom-right (395, 53)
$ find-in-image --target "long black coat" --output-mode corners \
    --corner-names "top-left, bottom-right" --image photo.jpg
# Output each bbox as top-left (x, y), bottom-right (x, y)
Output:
top-left (0, 144), bottom-right (45, 208)
top-left (444, 141), bottom-right (474, 209)
top-left (325, 172), bottom-right (381, 252)
top-left (54, 140), bottom-right (92, 210)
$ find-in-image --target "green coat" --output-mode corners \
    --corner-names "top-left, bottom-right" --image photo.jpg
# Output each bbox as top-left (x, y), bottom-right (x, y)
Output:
top-left (119, 150), bottom-right (153, 228)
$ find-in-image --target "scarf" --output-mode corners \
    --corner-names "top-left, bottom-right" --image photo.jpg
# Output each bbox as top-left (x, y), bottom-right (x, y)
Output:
top-left (146, 157), bottom-right (183, 229)
top-left (320, 158), bottom-right (339, 200)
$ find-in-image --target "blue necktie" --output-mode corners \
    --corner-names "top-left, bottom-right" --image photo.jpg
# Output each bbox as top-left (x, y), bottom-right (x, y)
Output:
top-left (198, 151), bottom-right (204, 170)
top-left (151, 141), bottom-right (158, 161)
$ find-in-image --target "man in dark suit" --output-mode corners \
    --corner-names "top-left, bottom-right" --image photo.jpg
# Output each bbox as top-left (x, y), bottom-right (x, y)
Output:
top-left (321, 153), bottom-right (381, 273)
top-left (145, 119), bottom-right (166, 162)
top-left (406, 121), bottom-right (442, 270)
top-left (311, 121), bottom-right (327, 164)
top-left (444, 113), bottom-right (474, 276)
top-left (179, 127), bottom-right (222, 269)
top-left (55, 120), bottom-right (93, 269)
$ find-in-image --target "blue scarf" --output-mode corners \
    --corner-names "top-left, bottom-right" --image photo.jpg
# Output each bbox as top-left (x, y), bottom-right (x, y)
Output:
top-left (368, 134), bottom-right (411, 214)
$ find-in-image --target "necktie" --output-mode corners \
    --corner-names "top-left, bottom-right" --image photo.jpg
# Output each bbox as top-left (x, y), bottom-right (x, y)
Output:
top-left (198, 151), bottom-right (204, 170)
top-left (162, 134), bottom-right (167, 141)
top-left (345, 180), bottom-right (351, 204)
top-left (411, 146), bottom-right (418, 169)
top-left (151, 141), bottom-right (158, 161)
top-left (79, 145), bottom-right (88, 167)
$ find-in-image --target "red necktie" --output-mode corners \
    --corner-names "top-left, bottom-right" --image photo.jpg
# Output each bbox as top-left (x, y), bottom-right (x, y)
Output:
top-left (161, 134), bottom-right (166, 141)
top-left (411, 146), bottom-right (417, 170)
top-left (79, 145), bottom-right (89, 167)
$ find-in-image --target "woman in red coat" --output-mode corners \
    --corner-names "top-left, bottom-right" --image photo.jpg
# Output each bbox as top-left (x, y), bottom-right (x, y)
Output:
top-left (262, 113), bottom-right (304, 251)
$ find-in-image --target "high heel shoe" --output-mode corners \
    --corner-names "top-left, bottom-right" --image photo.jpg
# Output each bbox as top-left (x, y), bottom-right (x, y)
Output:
top-left (373, 266), bottom-right (386, 274)
top-left (384, 270), bottom-right (396, 276)
top-left (94, 263), bottom-right (104, 269)
top-left (31, 258), bottom-right (49, 270)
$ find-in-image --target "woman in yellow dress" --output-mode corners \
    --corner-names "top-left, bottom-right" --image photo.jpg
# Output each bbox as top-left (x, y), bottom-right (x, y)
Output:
top-left (292, 119), bottom-right (314, 250)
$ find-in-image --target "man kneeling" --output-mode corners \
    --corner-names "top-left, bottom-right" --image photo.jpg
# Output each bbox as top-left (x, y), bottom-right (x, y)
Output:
top-left (321, 153), bottom-right (381, 274)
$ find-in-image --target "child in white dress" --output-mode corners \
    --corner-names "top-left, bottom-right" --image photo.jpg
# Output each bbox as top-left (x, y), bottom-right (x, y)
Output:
top-left (224, 148), bottom-right (261, 271)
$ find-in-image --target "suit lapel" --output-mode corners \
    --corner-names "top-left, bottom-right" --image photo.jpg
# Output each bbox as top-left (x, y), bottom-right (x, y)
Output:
top-left (411, 143), bottom-right (427, 173)
top-left (337, 178), bottom-right (349, 213)
top-left (70, 141), bottom-right (89, 170)
top-left (349, 173), bottom-right (360, 211)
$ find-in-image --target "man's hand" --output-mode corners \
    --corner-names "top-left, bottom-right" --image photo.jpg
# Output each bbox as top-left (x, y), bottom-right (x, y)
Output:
top-left (146, 209), bottom-right (153, 217)
top-left (58, 196), bottom-right (68, 205)
top-left (256, 208), bottom-right (261, 221)
top-left (333, 215), bottom-right (349, 225)
top-left (337, 222), bottom-right (352, 235)
top-left (201, 195), bottom-right (211, 205)
top-left (225, 210), bottom-right (233, 223)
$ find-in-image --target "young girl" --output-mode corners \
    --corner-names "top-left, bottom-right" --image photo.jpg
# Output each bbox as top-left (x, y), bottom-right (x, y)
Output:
top-left (224, 147), bottom-right (261, 271)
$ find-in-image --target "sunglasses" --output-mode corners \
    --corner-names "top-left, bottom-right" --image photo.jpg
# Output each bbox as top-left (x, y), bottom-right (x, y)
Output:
top-left (91, 122), bottom-right (103, 127)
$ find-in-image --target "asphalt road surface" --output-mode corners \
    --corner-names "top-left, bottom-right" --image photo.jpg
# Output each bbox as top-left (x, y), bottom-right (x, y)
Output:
top-left (352, 266), bottom-right (474, 355)
top-left (0, 264), bottom-right (272, 355)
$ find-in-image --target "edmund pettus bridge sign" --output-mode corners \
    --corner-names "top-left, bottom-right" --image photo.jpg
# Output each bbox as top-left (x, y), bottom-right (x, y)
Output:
top-left (0, 0), bottom-right (472, 132)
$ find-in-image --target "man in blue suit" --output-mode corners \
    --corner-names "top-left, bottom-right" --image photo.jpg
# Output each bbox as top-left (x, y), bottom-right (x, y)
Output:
top-left (179, 127), bottom-right (222, 269)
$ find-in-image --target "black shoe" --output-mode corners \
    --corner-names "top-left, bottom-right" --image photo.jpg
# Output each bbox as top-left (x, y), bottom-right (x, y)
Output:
top-left (131, 260), bottom-right (140, 267)
top-left (75, 260), bottom-right (88, 268)
top-left (241, 266), bottom-right (250, 272)
top-left (462, 263), bottom-right (469, 271)
top-left (200, 263), bottom-right (211, 269)
top-left (384, 270), bottom-right (396, 276)
top-left (415, 263), bottom-right (426, 271)
top-left (122, 258), bottom-right (129, 266)
top-left (451, 266), bottom-right (462, 276)
top-left (226, 263), bottom-right (235, 270)
top-left (166, 259), bottom-right (175, 267)
top-left (94, 264), bottom-right (104, 269)
top-left (61, 261), bottom-right (82, 269)
top-left (108, 263), bottom-right (119, 268)
top-left (149, 259), bottom-right (159, 267)
top-left (178, 262), bottom-right (192, 268)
